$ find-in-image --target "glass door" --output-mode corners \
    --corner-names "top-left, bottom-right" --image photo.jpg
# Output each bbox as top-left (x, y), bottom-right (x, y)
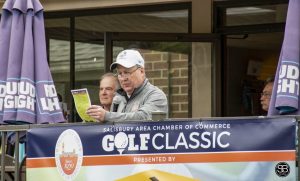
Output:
top-left (110, 33), bottom-right (220, 118)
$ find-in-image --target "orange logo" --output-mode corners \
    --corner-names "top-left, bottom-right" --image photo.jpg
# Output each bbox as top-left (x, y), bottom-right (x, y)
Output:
top-left (59, 146), bottom-right (78, 175)
top-left (55, 129), bottom-right (83, 180)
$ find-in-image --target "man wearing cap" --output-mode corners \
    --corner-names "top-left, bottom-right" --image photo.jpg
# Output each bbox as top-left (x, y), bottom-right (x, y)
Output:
top-left (87, 49), bottom-right (168, 122)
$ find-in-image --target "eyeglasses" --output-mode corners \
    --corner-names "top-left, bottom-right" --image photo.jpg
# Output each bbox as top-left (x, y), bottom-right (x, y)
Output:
top-left (115, 66), bottom-right (140, 78)
top-left (260, 92), bottom-right (271, 98)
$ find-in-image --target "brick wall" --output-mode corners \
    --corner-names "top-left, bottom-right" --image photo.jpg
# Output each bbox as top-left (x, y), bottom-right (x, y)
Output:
top-left (142, 51), bottom-right (189, 118)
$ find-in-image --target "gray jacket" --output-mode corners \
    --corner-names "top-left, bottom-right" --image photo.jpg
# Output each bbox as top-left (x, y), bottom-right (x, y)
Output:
top-left (105, 79), bottom-right (168, 122)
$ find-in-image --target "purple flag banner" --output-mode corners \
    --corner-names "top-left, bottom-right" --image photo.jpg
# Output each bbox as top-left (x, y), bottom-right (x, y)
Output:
top-left (268, 0), bottom-right (300, 115)
top-left (0, 0), bottom-right (65, 124)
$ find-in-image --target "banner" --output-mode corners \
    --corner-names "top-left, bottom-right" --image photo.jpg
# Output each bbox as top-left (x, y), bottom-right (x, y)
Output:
top-left (268, 0), bottom-right (300, 115)
top-left (0, 0), bottom-right (64, 124)
top-left (26, 117), bottom-right (297, 181)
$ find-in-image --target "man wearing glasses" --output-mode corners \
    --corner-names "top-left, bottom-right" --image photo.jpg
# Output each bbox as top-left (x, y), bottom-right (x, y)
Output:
top-left (260, 77), bottom-right (274, 113)
top-left (87, 49), bottom-right (168, 122)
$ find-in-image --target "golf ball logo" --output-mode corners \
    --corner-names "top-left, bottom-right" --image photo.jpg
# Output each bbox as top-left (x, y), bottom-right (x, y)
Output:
top-left (114, 132), bottom-right (129, 154)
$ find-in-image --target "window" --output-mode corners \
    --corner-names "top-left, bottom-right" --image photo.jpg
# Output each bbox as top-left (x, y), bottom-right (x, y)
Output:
top-left (45, 4), bottom-right (191, 121)
top-left (225, 4), bottom-right (287, 26)
top-left (47, 18), bottom-right (71, 120)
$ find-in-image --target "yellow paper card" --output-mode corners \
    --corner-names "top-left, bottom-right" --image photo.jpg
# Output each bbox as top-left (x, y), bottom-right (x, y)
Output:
top-left (71, 88), bottom-right (96, 122)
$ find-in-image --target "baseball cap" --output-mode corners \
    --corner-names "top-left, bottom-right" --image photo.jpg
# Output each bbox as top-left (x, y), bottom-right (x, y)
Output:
top-left (110, 49), bottom-right (144, 70)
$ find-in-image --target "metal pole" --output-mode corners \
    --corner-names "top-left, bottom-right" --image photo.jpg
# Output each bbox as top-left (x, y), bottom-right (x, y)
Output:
top-left (1, 132), bottom-right (6, 181)
top-left (296, 119), bottom-right (300, 180)
top-left (14, 132), bottom-right (19, 181)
